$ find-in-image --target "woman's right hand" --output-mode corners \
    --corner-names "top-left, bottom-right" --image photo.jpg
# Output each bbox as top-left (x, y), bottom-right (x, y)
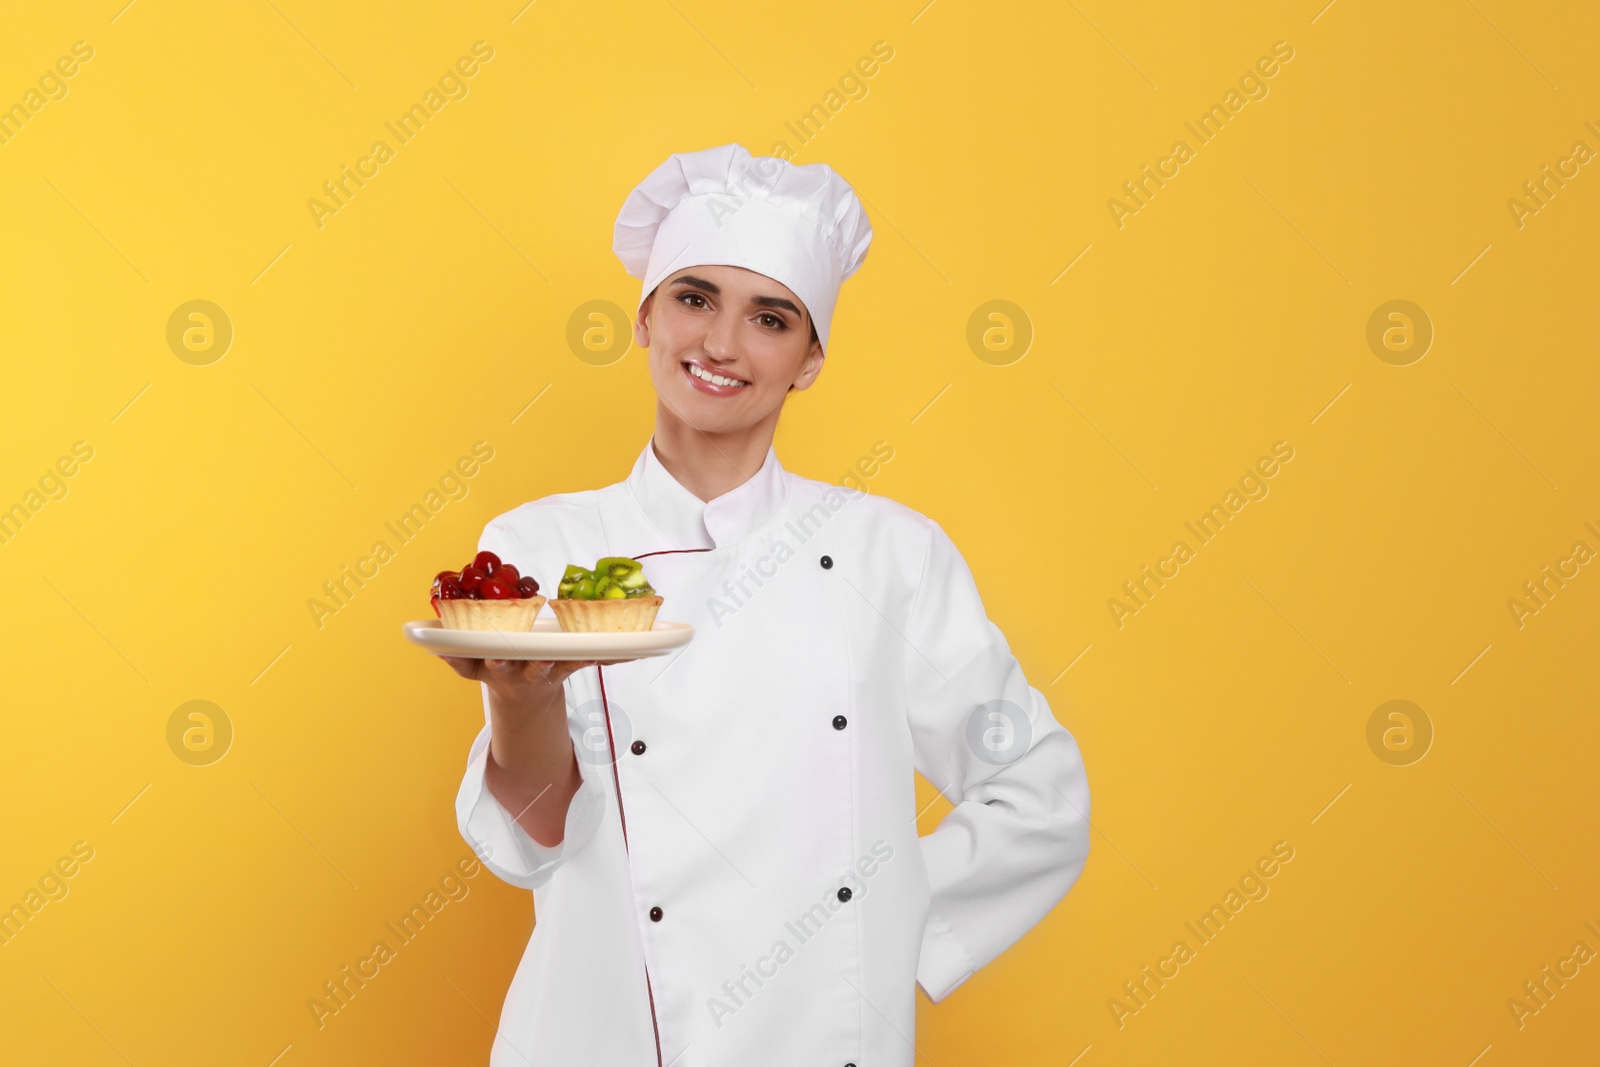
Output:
top-left (437, 656), bottom-right (637, 716)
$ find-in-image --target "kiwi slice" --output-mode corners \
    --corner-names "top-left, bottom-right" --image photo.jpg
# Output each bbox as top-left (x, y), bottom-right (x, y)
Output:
top-left (557, 556), bottom-right (656, 599)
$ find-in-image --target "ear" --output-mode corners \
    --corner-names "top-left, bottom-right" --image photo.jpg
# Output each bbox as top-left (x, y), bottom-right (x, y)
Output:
top-left (633, 292), bottom-right (654, 348)
top-left (789, 334), bottom-right (826, 392)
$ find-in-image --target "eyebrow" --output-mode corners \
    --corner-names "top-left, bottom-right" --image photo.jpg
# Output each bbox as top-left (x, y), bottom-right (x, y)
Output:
top-left (669, 274), bottom-right (804, 317)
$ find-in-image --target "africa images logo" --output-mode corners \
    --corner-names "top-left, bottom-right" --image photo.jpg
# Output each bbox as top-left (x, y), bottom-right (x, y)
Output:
top-left (706, 442), bottom-right (894, 627)
top-left (705, 841), bottom-right (894, 1029)
top-left (305, 41), bottom-right (495, 230)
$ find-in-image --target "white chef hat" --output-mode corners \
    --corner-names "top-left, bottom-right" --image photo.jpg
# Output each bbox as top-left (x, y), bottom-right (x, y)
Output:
top-left (613, 143), bottom-right (873, 352)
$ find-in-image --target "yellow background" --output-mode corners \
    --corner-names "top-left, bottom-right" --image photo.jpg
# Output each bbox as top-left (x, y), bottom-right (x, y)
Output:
top-left (2, 0), bottom-right (1596, 1063)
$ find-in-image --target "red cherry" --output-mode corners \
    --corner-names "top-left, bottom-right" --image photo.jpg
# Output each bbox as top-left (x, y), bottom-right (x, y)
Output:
top-left (496, 563), bottom-right (520, 583)
top-left (517, 576), bottom-right (540, 598)
top-left (480, 578), bottom-right (512, 600)
top-left (474, 551), bottom-right (501, 574)
top-left (434, 570), bottom-right (458, 584)
top-left (439, 575), bottom-right (464, 599)
top-left (458, 566), bottom-right (485, 594)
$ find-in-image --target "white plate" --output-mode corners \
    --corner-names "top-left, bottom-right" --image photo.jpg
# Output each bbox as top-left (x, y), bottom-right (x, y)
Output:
top-left (402, 615), bottom-right (693, 661)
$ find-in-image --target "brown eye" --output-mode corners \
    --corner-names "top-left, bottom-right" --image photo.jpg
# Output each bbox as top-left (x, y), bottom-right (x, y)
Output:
top-left (759, 313), bottom-right (787, 330)
top-left (678, 293), bottom-right (708, 309)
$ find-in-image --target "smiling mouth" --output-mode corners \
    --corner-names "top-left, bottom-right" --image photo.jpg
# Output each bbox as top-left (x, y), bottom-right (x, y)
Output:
top-left (683, 361), bottom-right (751, 388)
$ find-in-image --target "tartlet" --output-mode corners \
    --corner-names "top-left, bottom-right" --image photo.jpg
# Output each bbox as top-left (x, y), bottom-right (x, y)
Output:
top-left (548, 556), bottom-right (662, 633)
top-left (431, 551), bottom-right (546, 632)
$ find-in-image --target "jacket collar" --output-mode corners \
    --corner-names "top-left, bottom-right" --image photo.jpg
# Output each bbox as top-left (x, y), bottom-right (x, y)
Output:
top-left (624, 434), bottom-right (789, 549)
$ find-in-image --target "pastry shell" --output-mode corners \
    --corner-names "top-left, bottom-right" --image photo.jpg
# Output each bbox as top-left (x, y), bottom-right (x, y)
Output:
top-left (437, 595), bottom-right (546, 632)
top-left (549, 595), bottom-right (663, 633)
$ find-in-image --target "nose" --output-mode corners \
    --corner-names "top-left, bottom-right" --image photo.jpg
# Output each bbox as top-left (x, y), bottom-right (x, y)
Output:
top-left (701, 303), bottom-right (739, 364)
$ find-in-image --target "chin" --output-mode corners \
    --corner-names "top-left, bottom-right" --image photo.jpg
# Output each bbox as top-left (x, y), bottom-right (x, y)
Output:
top-left (685, 395), bottom-right (776, 434)
top-left (679, 406), bottom-right (754, 434)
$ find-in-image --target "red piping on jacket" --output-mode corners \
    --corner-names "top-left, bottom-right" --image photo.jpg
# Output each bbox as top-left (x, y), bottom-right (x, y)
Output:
top-left (596, 546), bottom-right (713, 1067)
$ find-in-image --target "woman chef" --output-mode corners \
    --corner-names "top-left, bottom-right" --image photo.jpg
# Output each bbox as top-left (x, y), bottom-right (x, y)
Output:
top-left (439, 143), bottom-right (1091, 1067)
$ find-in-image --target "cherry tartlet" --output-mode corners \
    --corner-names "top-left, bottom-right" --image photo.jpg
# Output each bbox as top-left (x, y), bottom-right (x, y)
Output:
top-left (432, 551), bottom-right (545, 632)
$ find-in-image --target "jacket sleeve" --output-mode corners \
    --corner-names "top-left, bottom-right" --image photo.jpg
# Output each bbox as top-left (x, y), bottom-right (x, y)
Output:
top-left (904, 516), bottom-right (1092, 1002)
top-left (452, 517), bottom-right (609, 891)
top-left (455, 696), bottom-right (609, 890)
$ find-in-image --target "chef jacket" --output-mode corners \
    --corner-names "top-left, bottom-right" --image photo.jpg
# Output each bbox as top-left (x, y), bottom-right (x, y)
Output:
top-left (455, 436), bottom-right (1091, 1067)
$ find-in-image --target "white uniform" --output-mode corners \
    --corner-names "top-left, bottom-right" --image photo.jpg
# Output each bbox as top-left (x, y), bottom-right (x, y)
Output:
top-left (455, 438), bottom-right (1091, 1066)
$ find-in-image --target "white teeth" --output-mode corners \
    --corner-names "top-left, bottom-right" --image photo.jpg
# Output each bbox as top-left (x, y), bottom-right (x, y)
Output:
top-left (688, 363), bottom-right (748, 387)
